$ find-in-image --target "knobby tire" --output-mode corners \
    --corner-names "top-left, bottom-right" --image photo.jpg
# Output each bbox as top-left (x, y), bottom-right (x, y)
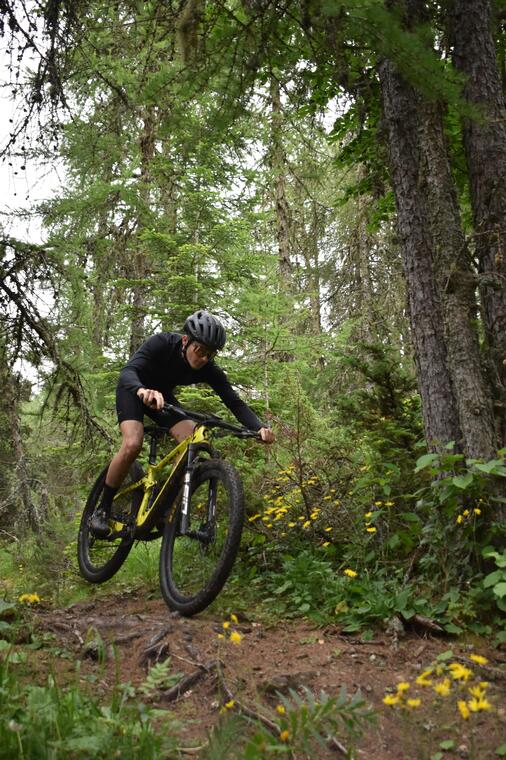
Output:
top-left (159, 460), bottom-right (244, 616)
top-left (77, 462), bottom-right (144, 583)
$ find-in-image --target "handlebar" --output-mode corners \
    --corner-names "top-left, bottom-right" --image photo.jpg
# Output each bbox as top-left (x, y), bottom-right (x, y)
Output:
top-left (162, 402), bottom-right (261, 439)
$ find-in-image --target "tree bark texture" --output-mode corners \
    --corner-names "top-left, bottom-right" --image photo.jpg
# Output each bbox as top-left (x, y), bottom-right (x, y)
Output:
top-left (379, 57), bottom-right (461, 451)
top-left (378, 0), bottom-right (497, 458)
top-left (417, 99), bottom-right (497, 459)
top-left (450, 0), bottom-right (506, 446)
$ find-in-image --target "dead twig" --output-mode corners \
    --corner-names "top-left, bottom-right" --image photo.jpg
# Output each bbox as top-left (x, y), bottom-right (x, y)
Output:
top-left (216, 660), bottom-right (278, 732)
top-left (160, 660), bottom-right (218, 703)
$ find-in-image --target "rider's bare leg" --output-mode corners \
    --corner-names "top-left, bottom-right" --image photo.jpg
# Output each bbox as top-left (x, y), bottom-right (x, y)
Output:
top-left (169, 419), bottom-right (196, 443)
top-left (92, 418), bottom-right (196, 538)
top-left (91, 420), bottom-right (144, 537)
top-left (105, 420), bottom-right (144, 487)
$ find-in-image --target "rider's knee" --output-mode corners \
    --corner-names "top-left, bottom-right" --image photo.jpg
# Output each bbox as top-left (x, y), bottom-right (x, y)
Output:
top-left (121, 436), bottom-right (143, 460)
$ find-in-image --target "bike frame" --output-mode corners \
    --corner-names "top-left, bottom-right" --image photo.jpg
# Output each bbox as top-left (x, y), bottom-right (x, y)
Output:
top-left (109, 424), bottom-right (214, 537)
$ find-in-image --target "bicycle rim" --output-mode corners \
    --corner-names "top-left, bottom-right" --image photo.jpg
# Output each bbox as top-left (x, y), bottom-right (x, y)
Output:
top-left (159, 460), bottom-right (243, 615)
top-left (77, 462), bottom-right (143, 583)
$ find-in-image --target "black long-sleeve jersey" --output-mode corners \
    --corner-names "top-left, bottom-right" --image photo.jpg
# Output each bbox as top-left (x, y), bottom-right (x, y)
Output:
top-left (118, 332), bottom-right (263, 431)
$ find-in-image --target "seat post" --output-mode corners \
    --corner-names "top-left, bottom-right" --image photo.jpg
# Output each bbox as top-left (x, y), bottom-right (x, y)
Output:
top-left (149, 435), bottom-right (158, 465)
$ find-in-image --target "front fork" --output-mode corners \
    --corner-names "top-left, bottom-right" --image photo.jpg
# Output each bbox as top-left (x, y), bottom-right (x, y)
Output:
top-left (180, 444), bottom-right (217, 538)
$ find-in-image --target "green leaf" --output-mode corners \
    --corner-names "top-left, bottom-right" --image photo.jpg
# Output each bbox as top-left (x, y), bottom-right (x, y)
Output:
top-left (436, 650), bottom-right (454, 661)
top-left (483, 570), bottom-right (504, 588)
top-left (493, 582), bottom-right (506, 599)
top-left (444, 623), bottom-right (464, 634)
top-left (415, 453), bottom-right (439, 472)
top-left (473, 460), bottom-right (505, 474)
top-left (483, 550), bottom-right (506, 568)
top-left (440, 739), bottom-right (455, 750)
top-left (451, 473), bottom-right (473, 489)
top-left (431, 753), bottom-right (443, 760)
top-left (496, 744), bottom-right (506, 757)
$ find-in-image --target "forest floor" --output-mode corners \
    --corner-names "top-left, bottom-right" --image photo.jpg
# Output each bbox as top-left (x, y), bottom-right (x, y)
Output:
top-left (28, 592), bottom-right (506, 759)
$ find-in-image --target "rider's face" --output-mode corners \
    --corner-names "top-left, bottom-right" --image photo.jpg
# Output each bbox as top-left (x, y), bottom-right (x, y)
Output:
top-left (183, 336), bottom-right (216, 369)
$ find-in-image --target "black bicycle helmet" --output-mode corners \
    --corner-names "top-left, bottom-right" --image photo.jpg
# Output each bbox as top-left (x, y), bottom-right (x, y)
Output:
top-left (183, 310), bottom-right (226, 350)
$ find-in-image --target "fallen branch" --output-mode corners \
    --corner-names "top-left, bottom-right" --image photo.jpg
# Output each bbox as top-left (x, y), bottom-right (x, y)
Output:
top-left (160, 660), bottom-right (218, 702)
top-left (216, 662), bottom-right (350, 756)
top-left (216, 660), bottom-right (278, 732)
top-left (138, 624), bottom-right (172, 666)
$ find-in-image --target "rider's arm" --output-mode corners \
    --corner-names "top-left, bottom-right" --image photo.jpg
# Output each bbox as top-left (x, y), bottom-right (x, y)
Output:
top-left (204, 363), bottom-right (271, 434)
top-left (118, 334), bottom-right (171, 395)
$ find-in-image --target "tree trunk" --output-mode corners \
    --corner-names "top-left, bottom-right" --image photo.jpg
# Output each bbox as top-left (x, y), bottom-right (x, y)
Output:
top-left (417, 98), bottom-right (497, 460)
top-left (379, 56), bottom-right (461, 451)
top-left (450, 0), bottom-right (506, 446)
top-left (378, 0), bottom-right (496, 459)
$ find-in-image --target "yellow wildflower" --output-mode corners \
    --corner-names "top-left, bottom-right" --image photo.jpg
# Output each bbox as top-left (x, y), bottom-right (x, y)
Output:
top-left (468, 696), bottom-right (492, 712)
top-left (468, 685), bottom-right (486, 699)
top-left (322, 542), bottom-right (331, 547)
top-left (434, 679), bottom-right (451, 697)
top-left (396, 682), bottom-right (410, 693)
top-left (366, 526), bottom-right (377, 533)
top-left (230, 614), bottom-right (238, 624)
top-left (279, 730), bottom-right (290, 742)
top-left (288, 522), bottom-right (296, 528)
top-left (456, 515), bottom-right (464, 524)
top-left (385, 501), bottom-right (394, 507)
top-left (383, 694), bottom-right (400, 706)
top-left (229, 631), bottom-right (242, 645)
top-left (302, 521), bottom-right (311, 529)
top-left (18, 593), bottom-right (40, 604)
top-left (473, 508), bottom-right (481, 515)
top-left (225, 700), bottom-right (235, 709)
top-left (416, 671), bottom-right (433, 687)
top-left (463, 509), bottom-right (470, 517)
top-left (374, 501), bottom-right (383, 506)
top-left (223, 621), bottom-right (230, 629)
top-left (364, 511), bottom-right (373, 519)
top-left (324, 527), bottom-right (332, 532)
top-left (469, 654), bottom-right (488, 665)
top-left (478, 681), bottom-right (489, 690)
top-left (276, 704), bottom-right (286, 715)
top-left (344, 568), bottom-right (357, 578)
top-left (406, 698), bottom-right (421, 708)
top-left (448, 663), bottom-right (472, 681)
top-left (248, 514), bottom-right (261, 522)
top-left (458, 700), bottom-right (470, 720)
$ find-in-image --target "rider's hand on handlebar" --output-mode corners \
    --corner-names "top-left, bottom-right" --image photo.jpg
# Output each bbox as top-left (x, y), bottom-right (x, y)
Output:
top-left (259, 427), bottom-right (275, 444)
top-left (137, 388), bottom-right (165, 411)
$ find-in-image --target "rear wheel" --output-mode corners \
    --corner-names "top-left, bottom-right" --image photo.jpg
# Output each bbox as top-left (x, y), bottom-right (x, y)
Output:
top-left (77, 462), bottom-right (144, 583)
top-left (159, 460), bottom-right (244, 615)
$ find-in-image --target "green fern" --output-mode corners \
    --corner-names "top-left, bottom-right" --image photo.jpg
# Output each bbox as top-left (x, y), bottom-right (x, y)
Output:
top-left (138, 658), bottom-right (181, 696)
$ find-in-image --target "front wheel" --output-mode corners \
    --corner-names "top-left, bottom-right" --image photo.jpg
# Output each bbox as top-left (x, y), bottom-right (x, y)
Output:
top-left (77, 462), bottom-right (144, 583)
top-left (159, 460), bottom-right (244, 616)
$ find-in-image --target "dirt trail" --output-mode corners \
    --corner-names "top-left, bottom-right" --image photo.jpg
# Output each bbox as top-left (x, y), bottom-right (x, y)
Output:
top-left (33, 594), bottom-right (506, 759)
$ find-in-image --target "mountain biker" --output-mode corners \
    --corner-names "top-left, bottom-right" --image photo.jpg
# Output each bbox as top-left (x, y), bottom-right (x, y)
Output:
top-left (91, 310), bottom-right (275, 537)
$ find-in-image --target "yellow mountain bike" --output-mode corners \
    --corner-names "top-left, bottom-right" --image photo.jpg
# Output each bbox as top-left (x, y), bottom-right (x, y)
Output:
top-left (77, 403), bottom-right (259, 615)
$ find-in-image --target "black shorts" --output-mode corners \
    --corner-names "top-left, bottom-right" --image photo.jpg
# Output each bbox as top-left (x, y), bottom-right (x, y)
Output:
top-left (115, 385), bottom-right (188, 430)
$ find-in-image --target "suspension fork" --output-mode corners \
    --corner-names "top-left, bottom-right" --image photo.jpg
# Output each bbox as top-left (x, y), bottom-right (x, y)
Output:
top-left (180, 443), bottom-right (199, 535)
top-left (180, 443), bottom-right (218, 539)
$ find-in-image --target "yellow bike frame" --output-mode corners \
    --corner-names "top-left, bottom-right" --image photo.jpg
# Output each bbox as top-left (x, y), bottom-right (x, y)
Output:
top-left (110, 425), bottom-right (212, 533)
